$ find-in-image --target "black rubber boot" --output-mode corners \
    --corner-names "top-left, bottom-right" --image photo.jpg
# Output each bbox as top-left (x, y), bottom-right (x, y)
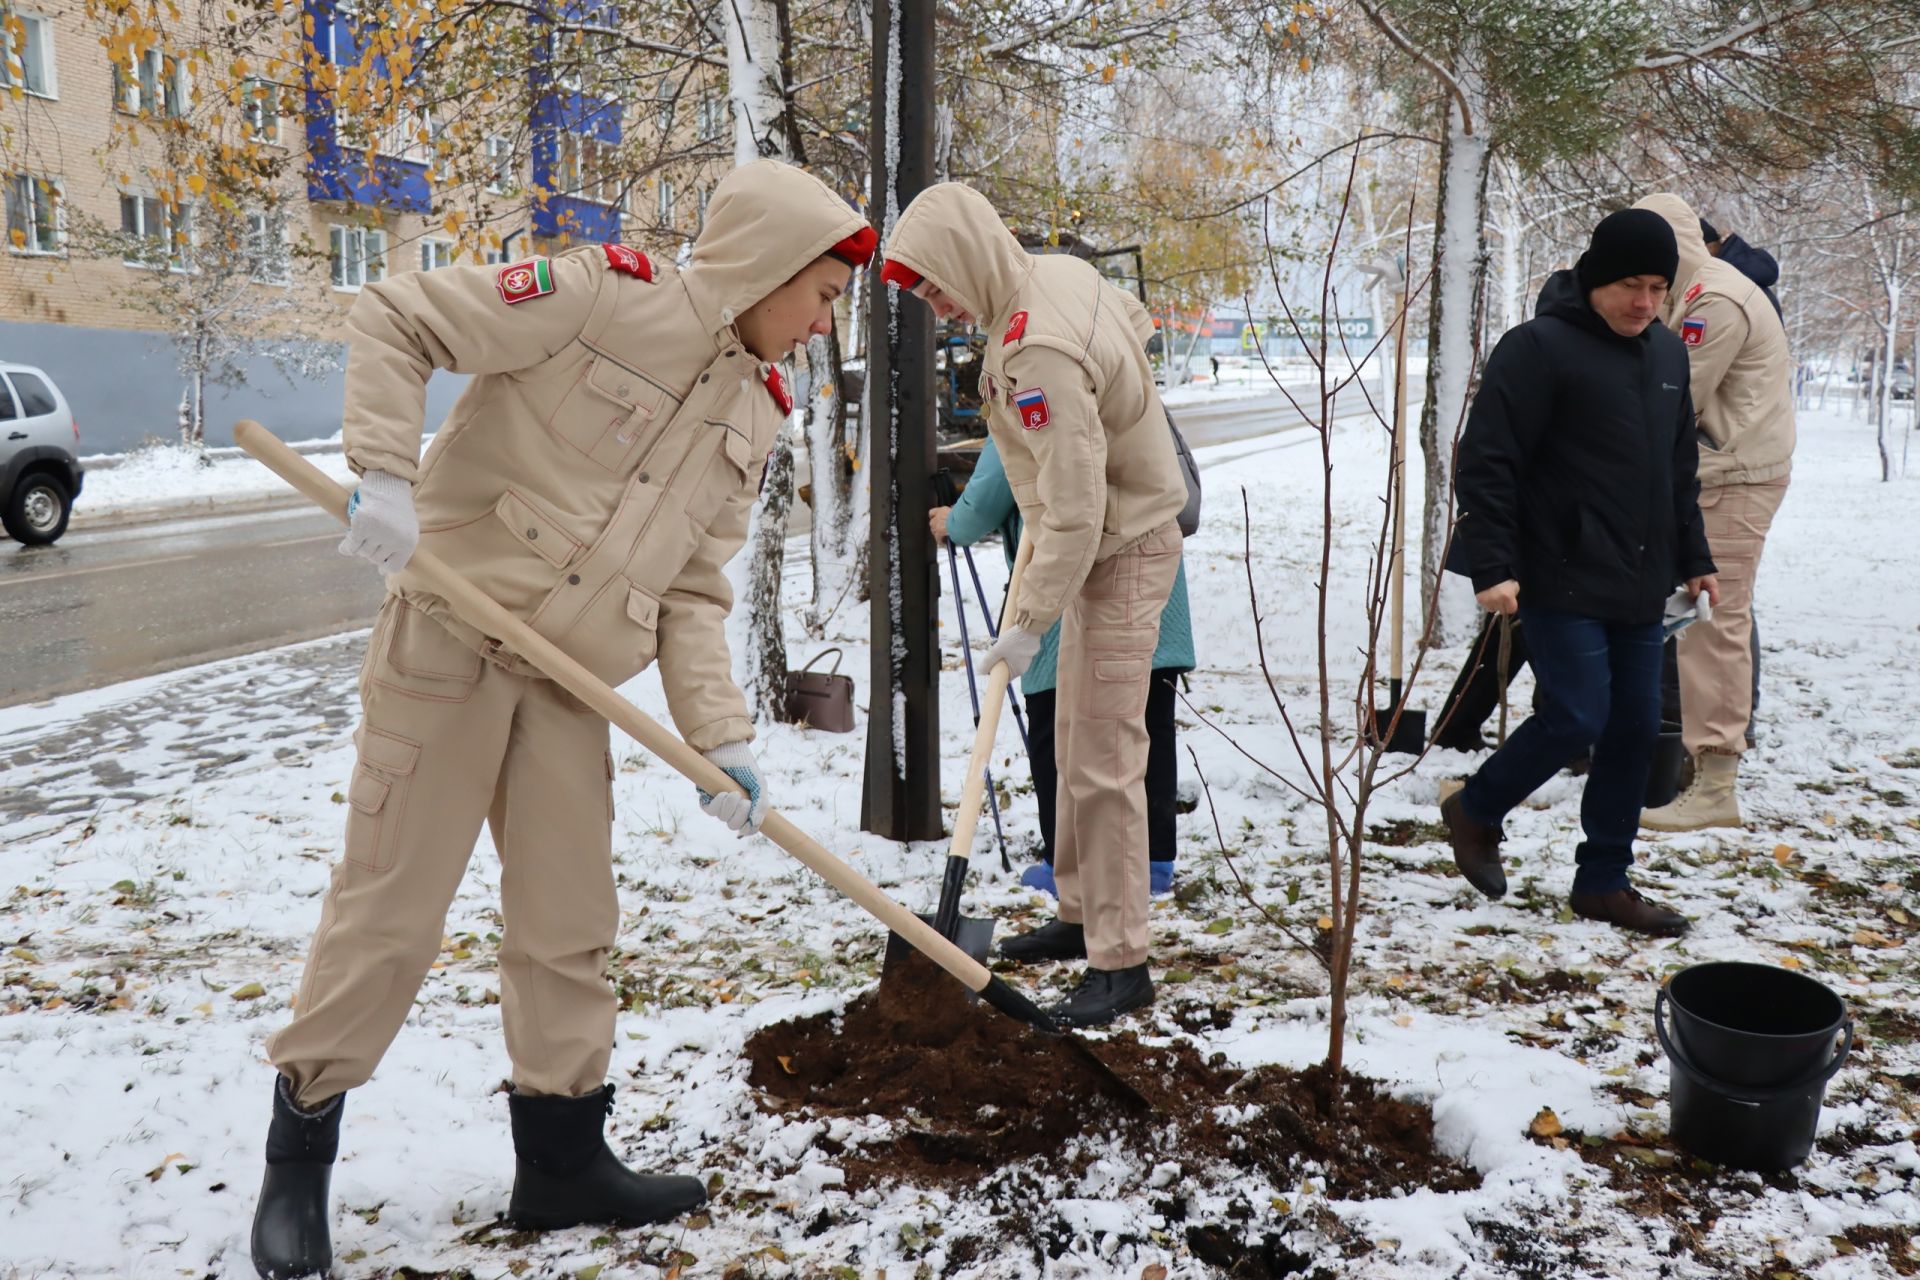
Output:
top-left (998, 918), bottom-right (1087, 963)
top-left (508, 1084), bottom-right (707, 1230)
top-left (1050, 963), bottom-right (1155, 1028)
top-left (251, 1076), bottom-right (343, 1280)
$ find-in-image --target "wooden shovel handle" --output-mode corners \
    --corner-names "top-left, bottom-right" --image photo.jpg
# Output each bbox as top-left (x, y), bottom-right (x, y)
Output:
top-left (233, 420), bottom-right (996, 995)
top-left (946, 528), bottom-right (1035, 863)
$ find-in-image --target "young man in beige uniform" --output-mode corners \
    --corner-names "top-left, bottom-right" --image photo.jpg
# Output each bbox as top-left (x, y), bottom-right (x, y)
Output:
top-left (249, 159), bottom-right (876, 1279)
top-left (881, 183), bottom-right (1187, 1029)
top-left (1632, 193), bottom-right (1794, 832)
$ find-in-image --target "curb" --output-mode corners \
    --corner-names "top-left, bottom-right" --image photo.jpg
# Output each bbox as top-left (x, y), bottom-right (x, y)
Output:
top-left (70, 490), bottom-right (314, 532)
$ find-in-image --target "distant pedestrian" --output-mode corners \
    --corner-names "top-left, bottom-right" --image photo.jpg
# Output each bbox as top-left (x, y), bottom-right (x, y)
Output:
top-left (1441, 208), bottom-right (1717, 937)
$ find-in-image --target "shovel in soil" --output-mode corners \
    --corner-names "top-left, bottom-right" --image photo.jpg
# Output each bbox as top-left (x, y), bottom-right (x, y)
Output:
top-left (880, 529), bottom-right (1034, 982)
top-left (235, 421), bottom-right (1145, 1108)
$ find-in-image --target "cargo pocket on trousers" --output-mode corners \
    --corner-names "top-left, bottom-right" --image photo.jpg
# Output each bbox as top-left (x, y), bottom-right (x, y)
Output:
top-left (344, 726), bottom-right (420, 872)
top-left (1089, 655), bottom-right (1150, 721)
top-left (375, 603), bottom-right (485, 703)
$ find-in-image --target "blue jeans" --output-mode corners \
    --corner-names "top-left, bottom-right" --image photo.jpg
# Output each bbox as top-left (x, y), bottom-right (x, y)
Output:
top-left (1460, 605), bottom-right (1664, 895)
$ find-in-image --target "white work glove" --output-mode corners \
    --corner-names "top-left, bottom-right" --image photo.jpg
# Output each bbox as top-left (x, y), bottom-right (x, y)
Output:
top-left (696, 742), bottom-right (770, 836)
top-left (980, 625), bottom-right (1043, 681)
top-left (337, 470), bottom-right (418, 574)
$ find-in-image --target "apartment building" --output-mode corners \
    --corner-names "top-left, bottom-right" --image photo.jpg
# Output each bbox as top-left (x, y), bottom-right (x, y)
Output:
top-left (0, 0), bottom-right (729, 450)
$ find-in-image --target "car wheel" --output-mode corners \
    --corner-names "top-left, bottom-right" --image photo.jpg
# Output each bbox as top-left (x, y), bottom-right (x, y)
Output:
top-left (4, 472), bottom-right (72, 546)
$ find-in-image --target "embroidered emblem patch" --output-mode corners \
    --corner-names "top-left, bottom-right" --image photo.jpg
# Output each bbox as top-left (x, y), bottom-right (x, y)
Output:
top-left (764, 366), bottom-right (794, 415)
top-left (1004, 310), bottom-right (1028, 344)
top-left (496, 258), bottom-right (554, 305)
top-left (1014, 386), bottom-right (1049, 431)
top-left (603, 243), bottom-right (653, 281)
top-left (1683, 282), bottom-right (1703, 305)
top-left (1681, 317), bottom-right (1706, 347)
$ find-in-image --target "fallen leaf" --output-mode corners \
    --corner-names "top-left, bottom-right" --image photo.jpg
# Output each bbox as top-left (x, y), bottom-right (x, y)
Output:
top-left (1164, 969), bottom-right (1195, 984)
top-left (230, 983), bottom-right (266, 1001)
top-left (1890, 909), bottom-right (1911, 926)
top-left (577, 1266), bottom-right (602, 1280)
top-left (1385, 975), bottom-right (1406, 989)
top-left (1780, 956), bottom-right (1804, 970)
top-left (1141, 1266), bottom-right (1169, 1280)
top-left (1316, 916), bottom-right (1334, 930)
top-left (1204, 917), bottom-right (1233, 935)
top-left (10, 948), bottom-right (38, 963)
top-left (777, 1055), bottom-right (796, 1075)
top-left (1773, 843), bottom-right (1793, 866)
top-left (1529, 1107), bottom-right (1563, 1139)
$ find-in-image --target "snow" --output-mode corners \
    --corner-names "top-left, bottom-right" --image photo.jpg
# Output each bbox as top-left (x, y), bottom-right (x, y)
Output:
top-left (3, 407), bottom-right (1919, 1277)
top-left (74, 439), bottom-right (360, 518)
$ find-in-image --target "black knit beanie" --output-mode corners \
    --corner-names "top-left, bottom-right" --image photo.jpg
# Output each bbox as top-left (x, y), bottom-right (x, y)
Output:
top-left (1575, 209), bottom-right (1679, 292)
top-left (1697, 216), bottom-right (1721, 246)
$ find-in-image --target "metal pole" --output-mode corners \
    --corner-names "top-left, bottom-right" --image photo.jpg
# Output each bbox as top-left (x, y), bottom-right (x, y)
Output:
top-left (860, 0), bottom-right (940, 840)
top-left (1390, 280), bottom-right (1411, 691)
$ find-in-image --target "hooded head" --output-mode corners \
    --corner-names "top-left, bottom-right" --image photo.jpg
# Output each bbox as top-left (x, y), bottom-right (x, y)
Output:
top-left (877, 183), bottom-right (1034, 328)
top-left (1631, 193), bottom-right (1714, 317)
top-left (681, 159), bottom-right (873, 357)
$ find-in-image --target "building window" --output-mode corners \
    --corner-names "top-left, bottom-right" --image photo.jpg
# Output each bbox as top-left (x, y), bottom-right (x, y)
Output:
top-left (113, 47), bottom-right (187, 117)
top-left (419, 238), bottom-right (454, 271)
top-left (655, 78), bottom-right (676, 134)
top-left (545, 27), bottom-right (583, 92)
top-left (697, 185), bottom-right (710, 230)
top-left (1, 11), bottom-right (56, 99)
top-left (697, 92), bottom-right (724, 140)
top-left (558, 130), bottom-right (616, 206)
top-left (119, 193), bottom-right (193, 271)
top-left (240, 78), bottom-right (279, 144)
top-left (5, 173), bottom-right (61, 253)
top-left (485, 229), bottom-right (523, 266)
top-left (329, 224), bottom-right (386, 290)
top-left (375, 107), bottom-right (435, 163)
top-left (656, 177), bottom-right (674, 225)
top-left (245, 210), bottom-right (290, 283)
top-left (485, 134), bottom-right (514, 194)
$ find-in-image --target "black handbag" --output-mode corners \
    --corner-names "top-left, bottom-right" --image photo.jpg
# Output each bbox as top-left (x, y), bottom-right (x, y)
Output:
top-left (783, 647), bottom-right (856, 732)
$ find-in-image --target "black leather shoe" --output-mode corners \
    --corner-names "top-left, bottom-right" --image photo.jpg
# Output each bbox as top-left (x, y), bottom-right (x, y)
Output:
top-left (508, 1085), bottom-right (707, 1230)
top-left (1049, 964), bottom-right (1154, 1029)
top-left (251, 1076), bottom-right (343, 1280)
top-left (998, 918), bottom-right (1086, 963)
top-left (1570, 886), bottom-right (1690, 937)
top-left (1440, 791), bottom-right (1507, 899)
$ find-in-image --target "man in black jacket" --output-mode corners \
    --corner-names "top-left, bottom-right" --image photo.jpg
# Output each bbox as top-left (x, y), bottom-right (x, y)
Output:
top-left (1439, 209), bottom-right (1719, 936)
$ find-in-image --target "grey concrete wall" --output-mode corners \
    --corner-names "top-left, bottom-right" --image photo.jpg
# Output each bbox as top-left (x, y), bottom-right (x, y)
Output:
top-left (0, 319), bottom-right (469, 455)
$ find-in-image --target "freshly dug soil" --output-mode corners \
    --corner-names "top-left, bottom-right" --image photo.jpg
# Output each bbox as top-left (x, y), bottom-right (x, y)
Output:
top-left (745, 980), bottom-right (1478, 1200)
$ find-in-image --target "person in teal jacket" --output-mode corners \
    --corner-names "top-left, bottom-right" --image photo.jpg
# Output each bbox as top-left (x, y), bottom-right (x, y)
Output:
top-left (932, 436), bottom-right (1195, 896)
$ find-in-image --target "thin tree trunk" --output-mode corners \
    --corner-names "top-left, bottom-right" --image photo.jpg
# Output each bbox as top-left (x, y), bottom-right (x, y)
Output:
top-left (1417, 68), bottom-right (1491, 648)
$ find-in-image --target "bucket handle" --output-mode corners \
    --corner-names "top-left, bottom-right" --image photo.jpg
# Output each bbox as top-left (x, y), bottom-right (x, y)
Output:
top-left (1656, 987), bottom-right (1854, 1107)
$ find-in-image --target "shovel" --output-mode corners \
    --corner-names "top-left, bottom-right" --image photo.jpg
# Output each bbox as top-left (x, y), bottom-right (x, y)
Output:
top-left (881, 528), bottom-right (1033, 980)
top-left (234, 421), bottom-right (1144, 1107)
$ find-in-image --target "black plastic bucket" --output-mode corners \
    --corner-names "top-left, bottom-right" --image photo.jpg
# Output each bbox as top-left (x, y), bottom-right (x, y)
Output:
top-left (1656, 962), bottom-right (1852, 1171)
top-left (1644, 723), bottom-right (1687, 809)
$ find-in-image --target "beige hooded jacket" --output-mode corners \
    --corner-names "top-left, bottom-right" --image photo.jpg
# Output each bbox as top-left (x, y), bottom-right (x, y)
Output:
top-left (339, 159), bottom-right (866, 750)
top-left (1634, 193), bottom-right (1795, 488)
top-left (883, 183), bottom-right (1185, 631)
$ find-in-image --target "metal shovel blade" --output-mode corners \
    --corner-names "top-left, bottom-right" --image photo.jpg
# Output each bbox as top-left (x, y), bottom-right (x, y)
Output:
top-left (882, 912), bottom-right (995, 983)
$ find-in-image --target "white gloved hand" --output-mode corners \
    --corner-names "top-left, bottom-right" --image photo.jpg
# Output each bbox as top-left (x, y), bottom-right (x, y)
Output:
top-left (337, 470), bottom-right (418, 574)
top-left (696, 741), bottom-right (770, 836)
top-left (980, 624), bottom-right (1043, 680)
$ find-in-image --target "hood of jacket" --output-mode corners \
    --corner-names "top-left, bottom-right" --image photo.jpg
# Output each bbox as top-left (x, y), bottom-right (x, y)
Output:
top-left (1718, 233), bottom-right (1780, 291)
top-left (882, 182), bottom-right (1034, 327)
top-left (680, 159), bottom-right (869, 339)
top-left (1633, 193), bottom-right (1714, 317)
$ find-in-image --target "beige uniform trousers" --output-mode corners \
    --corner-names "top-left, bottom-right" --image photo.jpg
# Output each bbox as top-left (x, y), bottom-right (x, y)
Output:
top-left (267, 599), bottom-right (618, 1108)
top-left (1053, 521), bottom-right (1184, 970)
top-left (1678, 478), bottom-right (1788, 758)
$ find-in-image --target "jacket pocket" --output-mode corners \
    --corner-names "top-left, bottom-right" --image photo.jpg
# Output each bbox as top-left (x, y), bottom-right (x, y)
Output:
top-left (685, 421), bottom-right (757, 527)
top-left (344, 726), bottom-right (420, 872)
top-left (546, 355), bottom-right (660, 473)
top-left (494, 489), bottom-right (583, 570)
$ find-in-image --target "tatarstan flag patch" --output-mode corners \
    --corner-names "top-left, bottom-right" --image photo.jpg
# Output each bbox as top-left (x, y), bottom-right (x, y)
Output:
top-left (496, 258), bottom-right (554, 305)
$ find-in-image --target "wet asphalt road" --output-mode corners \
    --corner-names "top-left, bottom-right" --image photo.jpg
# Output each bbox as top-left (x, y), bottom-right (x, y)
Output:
top-left (0, 508), bottom-right (384, 709)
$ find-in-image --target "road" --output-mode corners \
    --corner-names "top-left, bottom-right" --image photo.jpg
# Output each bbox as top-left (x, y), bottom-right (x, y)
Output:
top-left (2, 389), bottom-right (1375, 709)
top-left (1, 508), bottom-right (385, 708)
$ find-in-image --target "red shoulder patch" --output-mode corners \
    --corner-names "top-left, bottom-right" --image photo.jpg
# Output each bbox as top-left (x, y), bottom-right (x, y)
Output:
top-left (764, 366), bottom-right (794, 415)
top-left (1013, 386), bottom-right (1049, 431)
top-left (1003, 310), bottom-right (1028, 344)
top-left (1683, 281), bottom-right (1703, 305)
top-left (603, 243), bottom-right (654, 281)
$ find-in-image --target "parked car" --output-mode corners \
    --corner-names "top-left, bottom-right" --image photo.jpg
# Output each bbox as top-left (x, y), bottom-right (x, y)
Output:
top-left (0, 361), bottom-right (83, 545)
top-left (1891, 363), bottom-right (1914, 401)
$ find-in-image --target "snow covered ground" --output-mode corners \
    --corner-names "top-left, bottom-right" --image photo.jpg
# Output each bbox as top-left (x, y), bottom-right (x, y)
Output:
top-left (3, 407), bottom-right (1917, 1278)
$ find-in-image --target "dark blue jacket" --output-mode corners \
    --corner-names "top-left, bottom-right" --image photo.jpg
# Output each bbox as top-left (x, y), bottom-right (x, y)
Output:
top-left (1717, 234), bottom-right (1783, 320)
top-left (1453, 270), bottom-right (1717, 625)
